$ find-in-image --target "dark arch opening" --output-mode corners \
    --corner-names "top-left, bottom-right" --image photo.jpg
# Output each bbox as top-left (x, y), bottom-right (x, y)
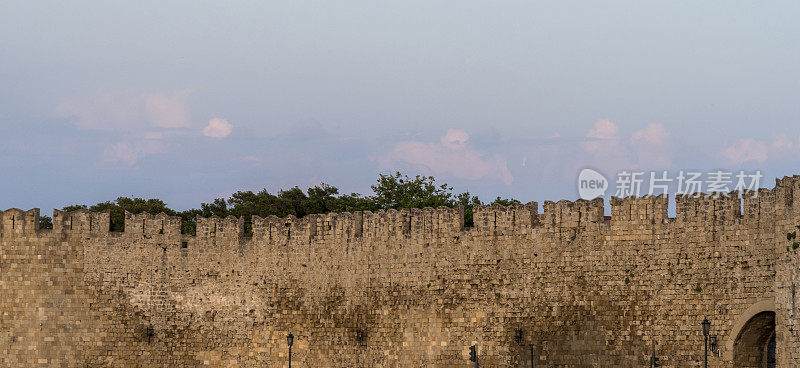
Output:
top-left (733, 311), bottom-right (775, 367)
top-left (764, 332), bottom-right (776, 368)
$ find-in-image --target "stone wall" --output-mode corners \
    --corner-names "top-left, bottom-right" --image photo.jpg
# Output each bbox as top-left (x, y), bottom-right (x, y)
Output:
top-left (2, 175), bottom-right (800, 367)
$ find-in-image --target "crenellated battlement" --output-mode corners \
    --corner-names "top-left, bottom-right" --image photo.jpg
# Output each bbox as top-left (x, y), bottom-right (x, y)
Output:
top-left (3, 174), bottom-right (798, 244)
top-left (610, 195), bottom-right (668, 225)
top-left (123, 211), bottom-right (182, 238)
top-left (473, 202), bottom-right (538, 237)
top-left (196, 215), bottom-right (242, 240)
top-left (4, 174), bottom-right (800, 367)
top-left (674, 193), bottom-right (742, 224)
top-left (53, 208), bottom-right (110, 235)
top-left (540, 198), bottom-right (604, 228)
top-left (0, 208), bottom-right (40, 235)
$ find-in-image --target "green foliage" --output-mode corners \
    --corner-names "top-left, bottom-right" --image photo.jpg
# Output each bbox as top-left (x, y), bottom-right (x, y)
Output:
top-left (456, 192), bottom-right (481, 228)
top-left (62, 199), bottom-right (179, 232)
top-left (333, 193), bottom-right (380, 213)
top-left (370, 172), bottom-right (454, 210)
top-left (185, 183), bottom-right (381, 236)
top-left (624, 277), bottom-right (630, 284)
top-left (784, 231), bottom-right (799, 252)
top-left (61, 204), bottom-right (88, 212)
top-left (224, 183), bottom-right (379, 219)
top-left (695, 286), bottom-right (703, 292)
top-left (88, 198), bottom-right (178, 232)
top-left (54, 172), bottom-right (519, 235)
top-left (489, 196), bottom-right (521, 206)
top-left (38, 215), bottom-right (53, 230)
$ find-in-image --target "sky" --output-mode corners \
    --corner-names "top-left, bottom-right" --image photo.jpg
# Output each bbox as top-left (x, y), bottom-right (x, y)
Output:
top-left (1, 1), bottom-right (799, 213)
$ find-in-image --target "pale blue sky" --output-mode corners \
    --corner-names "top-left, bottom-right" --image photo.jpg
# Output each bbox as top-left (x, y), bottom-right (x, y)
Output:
top-left (1, 1), bottom-right (798, 212)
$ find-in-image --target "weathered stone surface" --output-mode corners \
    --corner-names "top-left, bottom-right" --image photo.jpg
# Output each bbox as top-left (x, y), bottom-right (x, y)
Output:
top-left (2, 175), bottom-right (800, 367)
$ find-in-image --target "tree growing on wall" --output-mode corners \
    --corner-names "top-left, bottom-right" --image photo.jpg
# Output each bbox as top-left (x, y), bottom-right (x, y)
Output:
top-left (488, 196), bottom-right (520, 206)
top-left (178, 183), bottom-right (382, 235)
top-left (56, 172), bottom-right (517, 234)
top-left (38, 215), bottom-right (53, 229)
top-left (62, 198), bottom-right (178, 232)
top-left (455, 192), bottom-right (481, 228)
top-left (61, 205), bottom-right (88, 212)
top-left (370, 172), bottom-right (454, 210)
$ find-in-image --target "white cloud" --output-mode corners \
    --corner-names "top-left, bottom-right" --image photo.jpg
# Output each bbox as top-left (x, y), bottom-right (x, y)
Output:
top-left (630, 123), bottom-right (672, 167)
top-left (580, 119), bottom-right (632, 169)
top-left (440, 128), bottom-right (469, 149)
top-left (203, 118), bottom-right (234, 138)
top-left (718, 134), bottom-right (800, 164)
top-left (57, 88), bottom-right (193, 130)
top-left (719, 138), bottom-right (769, 164)
top-left (522, 119), bottom-right (676, 184)
top-left (377, 129), bottom-right (514, 185)
top-left (586, 119), bottom-right (619, 139)
top-left (102, 141), bottom-right (164, 166)
top-left (578, 120), bottom-right (675, 170)
top-left (771, 133), bottom-right (795, 152)
top-left (144, 90), bottom-right (192, 128)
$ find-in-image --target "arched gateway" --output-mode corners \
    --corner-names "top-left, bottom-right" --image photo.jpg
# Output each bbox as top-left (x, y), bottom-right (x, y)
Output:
top-left (726, 300), bottom-right (776, 368)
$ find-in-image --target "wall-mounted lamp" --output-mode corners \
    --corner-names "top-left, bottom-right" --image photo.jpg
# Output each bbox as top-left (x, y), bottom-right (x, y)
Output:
top-left (701, 317), bottom-right (711, 368)
top-left (709, 335), bottom-right (719, 356)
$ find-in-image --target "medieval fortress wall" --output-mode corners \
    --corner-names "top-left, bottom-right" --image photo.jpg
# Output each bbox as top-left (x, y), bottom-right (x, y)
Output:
top-left (2, 175), bottom-right (800, 367)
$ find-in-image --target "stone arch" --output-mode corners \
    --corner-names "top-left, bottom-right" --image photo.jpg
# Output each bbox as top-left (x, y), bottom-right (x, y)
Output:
top-left (724, 300), bottom-right (776, 367)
